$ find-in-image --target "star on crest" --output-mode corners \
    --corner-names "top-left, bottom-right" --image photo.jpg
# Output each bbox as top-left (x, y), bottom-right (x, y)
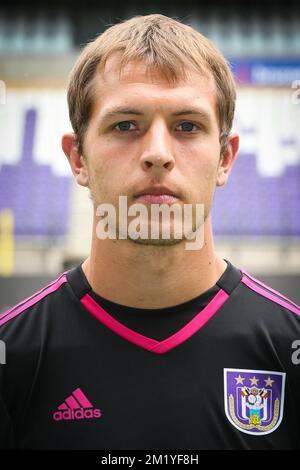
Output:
top-left (249, 376), bottom-right (259, 386)
top-left (264, 377), bottom-right (274, 387)
top-left (235, 374), bottom-right (245, 385)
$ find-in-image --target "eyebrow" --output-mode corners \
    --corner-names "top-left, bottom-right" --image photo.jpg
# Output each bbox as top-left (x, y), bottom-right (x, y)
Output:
top-left (98, 106), bottom-right (212, 122)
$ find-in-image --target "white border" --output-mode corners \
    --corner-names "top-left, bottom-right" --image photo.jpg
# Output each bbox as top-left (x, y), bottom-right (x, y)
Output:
top-left (223, 368), bottom-right (286, 436)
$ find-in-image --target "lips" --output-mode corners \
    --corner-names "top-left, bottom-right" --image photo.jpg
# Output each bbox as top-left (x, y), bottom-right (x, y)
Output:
top-left (134, 186), bottom-right (178, 197)
top-left (133, 186), bottom-right (180, 204)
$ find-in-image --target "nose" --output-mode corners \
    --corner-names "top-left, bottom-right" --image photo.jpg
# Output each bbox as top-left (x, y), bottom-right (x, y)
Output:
top-left (139, 120), bottom-right (175, 173)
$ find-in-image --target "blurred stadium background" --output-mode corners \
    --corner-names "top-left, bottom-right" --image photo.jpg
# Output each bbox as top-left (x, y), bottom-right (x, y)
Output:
top-left (0, 0), bottom-right (300, 313)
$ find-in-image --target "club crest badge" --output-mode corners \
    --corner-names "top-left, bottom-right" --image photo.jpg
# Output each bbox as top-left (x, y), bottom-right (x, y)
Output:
top-left (224, 368), bottom-right (286, 435)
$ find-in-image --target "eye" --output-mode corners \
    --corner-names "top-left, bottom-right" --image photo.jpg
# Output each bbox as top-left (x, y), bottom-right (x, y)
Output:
top-left (114, 121), bottom-right (136, 132)
top-left (176, 121), bottom-right (200, 132)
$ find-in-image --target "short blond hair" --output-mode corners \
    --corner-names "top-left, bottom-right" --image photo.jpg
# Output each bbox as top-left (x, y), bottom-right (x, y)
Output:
top-left (67, 13), bottom-right (236, 156)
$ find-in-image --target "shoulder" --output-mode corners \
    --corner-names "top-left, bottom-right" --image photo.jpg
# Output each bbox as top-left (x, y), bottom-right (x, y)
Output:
top-left (239, 268), bottom-right (300, 318)
top-left (236, 267), bottom-right (300, 340)
top-left (0, 272), bottom-right (69, 338)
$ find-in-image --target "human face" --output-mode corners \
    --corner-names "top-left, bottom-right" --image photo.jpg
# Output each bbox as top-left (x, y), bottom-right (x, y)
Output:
top-left (82, 54), bottom-right (228, 245)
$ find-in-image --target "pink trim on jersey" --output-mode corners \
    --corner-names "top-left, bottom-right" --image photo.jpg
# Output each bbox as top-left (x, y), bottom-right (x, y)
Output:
top-left (241, 268), bottom-right (300, 310)
top-left (0, 272), bottom-right (67, 321)
top-left (80, 289), bottom-right (229, 354)
top-left (241, 275), bottom-right (300, 316)
top-left (0, 274), bottom-right (68, 327)
top-left (72, 388), bottom-right (93, 408)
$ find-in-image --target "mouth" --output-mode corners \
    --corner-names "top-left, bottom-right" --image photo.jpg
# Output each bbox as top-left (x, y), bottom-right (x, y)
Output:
top-left (133, 186), bottom-right (180, 204)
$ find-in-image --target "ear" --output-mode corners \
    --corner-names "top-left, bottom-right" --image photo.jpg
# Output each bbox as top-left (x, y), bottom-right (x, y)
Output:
top-left (61, 133), bottom-right (89, 187)
top-left (216, 132), bottom-right (239, 187)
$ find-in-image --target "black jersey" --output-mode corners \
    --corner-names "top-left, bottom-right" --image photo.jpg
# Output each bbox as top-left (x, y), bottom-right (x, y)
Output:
top-left (0, 259), bottom-right (300, 450)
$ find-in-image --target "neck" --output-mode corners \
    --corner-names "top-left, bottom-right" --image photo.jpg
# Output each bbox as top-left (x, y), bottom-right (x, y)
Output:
top-left (81, 215), bottom-right (227, 309)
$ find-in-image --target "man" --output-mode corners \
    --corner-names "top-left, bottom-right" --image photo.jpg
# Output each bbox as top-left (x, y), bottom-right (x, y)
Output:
top-left (0, 14), bottom-right (299, 450)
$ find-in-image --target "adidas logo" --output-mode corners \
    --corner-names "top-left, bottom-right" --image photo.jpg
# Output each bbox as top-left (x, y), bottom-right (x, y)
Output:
top-left (53, 387), bottom-right (102, 421)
